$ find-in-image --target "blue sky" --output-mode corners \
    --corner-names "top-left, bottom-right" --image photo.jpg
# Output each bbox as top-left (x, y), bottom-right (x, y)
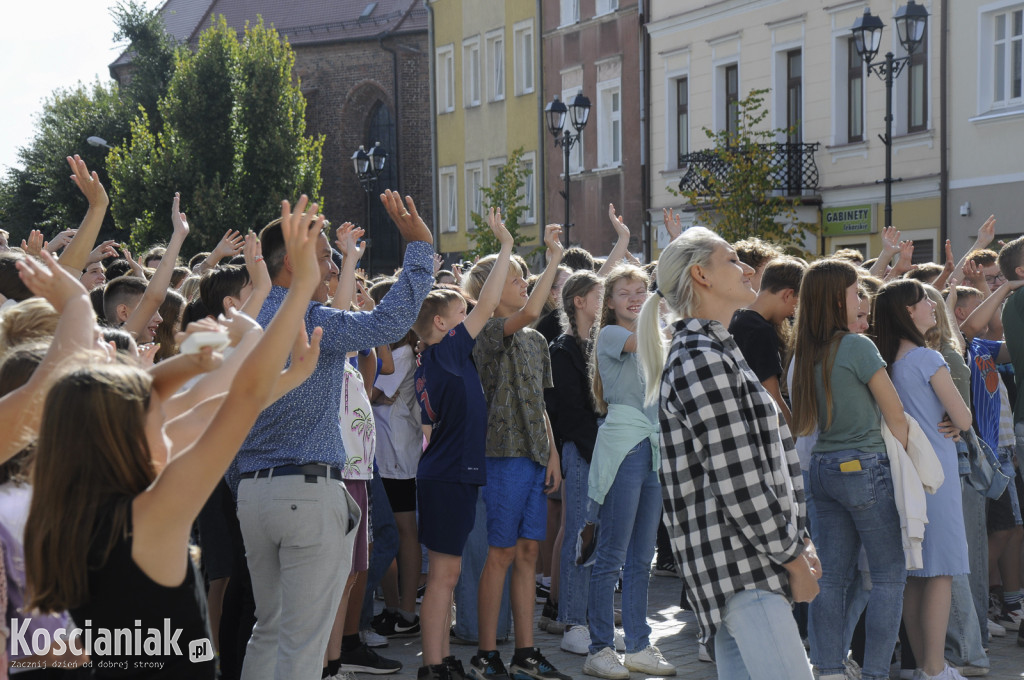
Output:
top-left (0, 0), bottom-right (161, 172)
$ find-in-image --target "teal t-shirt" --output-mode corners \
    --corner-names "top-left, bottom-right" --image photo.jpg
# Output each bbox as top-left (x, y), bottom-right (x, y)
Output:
top-left (812, 333), bottom-right (887, 454)
top-left (597, 324), bottom-right (659, 424)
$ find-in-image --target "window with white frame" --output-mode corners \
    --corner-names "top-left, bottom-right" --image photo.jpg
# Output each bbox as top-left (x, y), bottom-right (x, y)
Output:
top-left (847, 38), bottom-right (864, 142)
top-left (463, 38), bottom-right (481, 108)
top-left (722, 64), bottom-right (739, 138)
top-left (561, 87), bottom-right (585, 173)
top-left (487, 157), bottom-right (507, 187)
top-left (676, 77), bottom-right (689, 161)
top-left (907, 33), bottom-right (927, 132)
top-left (465, 163), bottom-right (483, 230)
top-left (486, 31), bottom-right (504, 102)
top-left (595, 0), bottom-right (618, 16)
top-left (993, 7), bottom-right (1023, 107)
top-left (439, 167), bottom-right (458, 232)
top-left (560, 0), bottom-right (579, 27)
top-left (514, 22), bottom-right (535, 95)
top-left (437, 45), bottom-right (455, 114)
top-left (597, 80), bottom-right (622, 167)
top-left (519, 152), bottom-right (537, 224)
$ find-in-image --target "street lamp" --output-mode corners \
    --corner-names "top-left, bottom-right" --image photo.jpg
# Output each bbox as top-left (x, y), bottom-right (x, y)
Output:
top-left (850, 1), bottom-right (928, 230)
top-left (86, 136), bottom-right (112, 149)
top-left (351, 141), bottom-right (387, 274)
top-left (545, 92), bottom-right (590, 245)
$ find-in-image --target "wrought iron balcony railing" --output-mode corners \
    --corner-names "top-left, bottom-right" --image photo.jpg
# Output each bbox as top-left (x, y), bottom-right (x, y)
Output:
top-left (677, 141), bottom-right (821, 197)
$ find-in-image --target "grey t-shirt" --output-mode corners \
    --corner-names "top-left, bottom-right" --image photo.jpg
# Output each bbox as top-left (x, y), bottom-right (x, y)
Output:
top-left (597, 324), bottom-right (659, 424)
top-left (812, 333), bottom-right (887, 454)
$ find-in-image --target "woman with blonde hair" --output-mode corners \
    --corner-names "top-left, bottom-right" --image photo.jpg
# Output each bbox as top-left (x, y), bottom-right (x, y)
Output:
top-left (636, 227), bottom-right (818, 678)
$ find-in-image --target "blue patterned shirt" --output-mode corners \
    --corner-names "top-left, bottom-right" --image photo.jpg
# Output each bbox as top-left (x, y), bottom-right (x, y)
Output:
top-left (232, 241), bottom-right (434, 477)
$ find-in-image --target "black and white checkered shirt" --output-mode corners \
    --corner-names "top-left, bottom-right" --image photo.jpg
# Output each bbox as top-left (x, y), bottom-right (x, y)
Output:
top-left (660, 318), bottom-right (807, 640)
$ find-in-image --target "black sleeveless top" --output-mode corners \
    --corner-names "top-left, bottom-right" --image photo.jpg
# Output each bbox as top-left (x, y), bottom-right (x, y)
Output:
top-left (68, 503), bottom-right (216, 679)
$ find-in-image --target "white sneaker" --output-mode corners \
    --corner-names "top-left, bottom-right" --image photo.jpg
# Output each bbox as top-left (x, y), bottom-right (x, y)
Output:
top-left (359, 629), bottom-right (388, 648)
top-left (613, 629), bottom-right (625, 652)
top-left (697, 642), bottom-right (713, 663)
top-left (953, 663), bottom-right (990, 677)
top-left (623, 645), bottom-right (675, 676)
top-left (994, 606), bottom-right (1023, 631)
top-left (987, 618), bottom-right (1006, 637)
top-left (583, 647), bottom-right (629, 680)
top-left (561, 625), bottom-right (591, 655)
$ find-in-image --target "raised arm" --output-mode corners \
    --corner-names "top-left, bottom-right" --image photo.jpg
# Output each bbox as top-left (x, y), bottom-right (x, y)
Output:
top-left (597, 203), bottom-right (630, 276)
top-left (57, 155), bottom-right (109, 273)
top-left (465, 207), bottom-right (514, 338)
top-left (196, 230), bottom-right (245, 274)
top-left (960, 279), bottom-right (1024, 342)
top-left (332, 222), bottom-right (364, 312)
top-left (0, 251), bottom-right (96, 462)
top-left (869, 226), bottom-right (901, 279)
top-left (123, 193), bottom-right (189, 338)
top-left (502, 224), bottom-right (564, 336)
top-left (239, 233), bottom-right (271, 317)
top-left (136, 196), bottom-right (326, 556)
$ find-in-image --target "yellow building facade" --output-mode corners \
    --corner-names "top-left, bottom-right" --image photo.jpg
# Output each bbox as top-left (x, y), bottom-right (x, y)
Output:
top-left (429, 0), bottom-right (544, 257)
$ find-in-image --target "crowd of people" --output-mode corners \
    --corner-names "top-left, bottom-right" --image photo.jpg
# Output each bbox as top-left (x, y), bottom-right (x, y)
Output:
top-left (0, 153), bottom-right (1021, 680)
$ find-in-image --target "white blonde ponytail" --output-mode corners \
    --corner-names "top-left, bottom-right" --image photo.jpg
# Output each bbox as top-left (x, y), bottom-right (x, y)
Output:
top-left (637, 226), bottom-right (726, 407)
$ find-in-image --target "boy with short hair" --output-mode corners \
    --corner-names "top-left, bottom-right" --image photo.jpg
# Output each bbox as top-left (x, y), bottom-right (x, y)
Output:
top-left (728, 255), bottom-right (806, 430)
top-left (414, 210), bottom-right (514, 680)
top-left (732, 237), bottom-right (782, 291)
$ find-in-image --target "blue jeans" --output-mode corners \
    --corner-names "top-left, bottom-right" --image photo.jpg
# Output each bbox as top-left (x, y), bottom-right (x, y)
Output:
top-left (361, 474), bottom-right (399, 629)
top-left (808, 450), bottom-right (906, 680)
top-left (558, 441), bottom-right (592, 627)
top-left (587, 438), bottom-right (661, 654)
top-left (453, 493), bottom-right (512, 642)
top-left (715, 589), bottom-right (813, 680)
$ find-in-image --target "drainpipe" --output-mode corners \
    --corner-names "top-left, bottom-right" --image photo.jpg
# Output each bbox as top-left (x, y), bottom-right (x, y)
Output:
top-left (537, 0), bottom-right (546, 243)
top-left (938, 0), bottom-right (948, 246)
top-left (640, 0), bottom-right (651, 263)
top-left (426, 2), bottom-right (439, 244)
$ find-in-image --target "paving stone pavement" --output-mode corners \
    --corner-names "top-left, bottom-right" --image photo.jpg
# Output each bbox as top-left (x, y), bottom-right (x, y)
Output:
top-left (367, 573), bottom-right (1023, 680)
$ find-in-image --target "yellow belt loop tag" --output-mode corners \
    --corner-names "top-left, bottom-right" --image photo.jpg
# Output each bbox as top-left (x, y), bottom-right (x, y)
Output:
top-left (839, 459), bottom-right (863, 472)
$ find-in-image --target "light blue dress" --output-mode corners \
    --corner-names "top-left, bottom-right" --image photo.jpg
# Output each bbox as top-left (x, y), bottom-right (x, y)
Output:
top-left (891, 346), bottom-right (970, 576)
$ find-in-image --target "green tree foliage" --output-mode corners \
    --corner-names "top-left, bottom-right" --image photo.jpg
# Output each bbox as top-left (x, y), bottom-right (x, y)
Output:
top-left (674, 88), bottom-right (808, 248)
top-left (0, 81), bottom-right (134, 242)
top-left (466, 148), bottom-right (532, 260)
top-left (108, 16), bottom-right (324, 255)
top-left (111, 0), bottom-right (179, 132)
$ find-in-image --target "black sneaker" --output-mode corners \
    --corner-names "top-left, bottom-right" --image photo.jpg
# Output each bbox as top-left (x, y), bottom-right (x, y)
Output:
top-left (339, 644), bottom-right (403, 674)
top-left (535, 581), bottom-right (550, 604)
top-left (443, 655), bottom-right (468, 680)
top-left (419, 664), bottom-right (452, 680)
top-left (537, 597), bottom-right (558, 632)
top-left (509, 648), bottom-right (572, 680)
top-left (652, 559), bottom-right (677, 577)
top-left (468, 651), bottom-right (510, 680)
top-left (373, 610), bottom-right (422, 638)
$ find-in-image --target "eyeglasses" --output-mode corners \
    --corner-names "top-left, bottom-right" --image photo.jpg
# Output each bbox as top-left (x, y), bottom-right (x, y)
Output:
top-left (985, 273), bottom-right (1006, 286)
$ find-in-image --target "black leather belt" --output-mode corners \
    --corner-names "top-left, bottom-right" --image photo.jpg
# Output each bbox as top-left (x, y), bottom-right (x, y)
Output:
top-left (240, 463), bottom-right (342, 483)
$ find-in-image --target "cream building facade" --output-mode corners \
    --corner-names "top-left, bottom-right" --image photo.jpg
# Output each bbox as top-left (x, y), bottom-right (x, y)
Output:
top-left (647, 0), bottom-right (943, 261)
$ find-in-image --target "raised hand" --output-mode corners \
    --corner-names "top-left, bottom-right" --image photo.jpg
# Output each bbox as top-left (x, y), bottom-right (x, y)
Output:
top-left (486, 207), bottom-right (514, 247)
top-left (88, 239), bottom-right (118, 264)
top-left (170, 193), bottom-right (190, 240)
top-left (21, 230), bottom-right (47, 257)
top-left (892, 240), bottom-right (916, 276)
top-left (976, 215), bottom-right (996, 250)
top-left (663, 207), bottom-right (683, 240)
top-left (356, 279), bottom-right (374, 311)
top-left (608, 203), bottom-right (629, 239)
top-left (279, 195), bottom-right (325, 295)
top-left (15, 250), bottom-right (88, 312)
top-left (212, 229), bottom-right (245, 260)
top-left (451, 262), bottom-right (463, 284)
top-left (334, 222), bottom-right (366, 259)
top-left (380, 189), bottom-right (432, 244)
top-left (242, 232), bottom-right (269, 286)
top-left (963, 260), bottom-right (987, 291)
top-left (282, 324), bottom-right (324, 388)
top-left (543, 223), bottom-right (564, 262)
top-left (67, 154), bottom-right (108, 208)
top-left (218, 308), bottom-right (261, 347)
top-left (44, 229), bottom-right (77, 254)
top-left (880, 226), bottom-right (901, 255)
top-left (433, 252), bottom-right (444, 275)
top-left (138, 343), bottom-right (161, 368)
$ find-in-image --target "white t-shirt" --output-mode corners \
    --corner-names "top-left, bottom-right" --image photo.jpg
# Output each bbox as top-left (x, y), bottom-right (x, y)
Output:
top-left (372, 345), bottom-right (422, 479)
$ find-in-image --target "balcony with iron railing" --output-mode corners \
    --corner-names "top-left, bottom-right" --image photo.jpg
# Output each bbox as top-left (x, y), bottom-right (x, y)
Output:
top-left (677, 141), bottom-right (821, 198)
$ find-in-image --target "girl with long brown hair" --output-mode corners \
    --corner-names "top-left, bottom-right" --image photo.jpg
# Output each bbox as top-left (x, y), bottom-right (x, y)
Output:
top-left (23, 197), bottom-right (326, 679)
top-left (873, 279), bottom-right (972, 680)
top-left (791, 259), bottom-right (909, 680)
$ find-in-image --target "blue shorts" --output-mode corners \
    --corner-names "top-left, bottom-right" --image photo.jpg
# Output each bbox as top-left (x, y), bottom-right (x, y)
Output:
top-left (481, 457), bottom-right (548, 548)
top-left (418, 479), bottom-right (478, 556)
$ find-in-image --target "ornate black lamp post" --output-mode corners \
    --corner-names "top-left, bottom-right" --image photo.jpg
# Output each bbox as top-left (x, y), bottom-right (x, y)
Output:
top-left (351, 141), bottom-right (387, 273)
top-left (850, 1), bottom-right (928, 229)
top-left (545, 92), bottom-right (591, 245)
